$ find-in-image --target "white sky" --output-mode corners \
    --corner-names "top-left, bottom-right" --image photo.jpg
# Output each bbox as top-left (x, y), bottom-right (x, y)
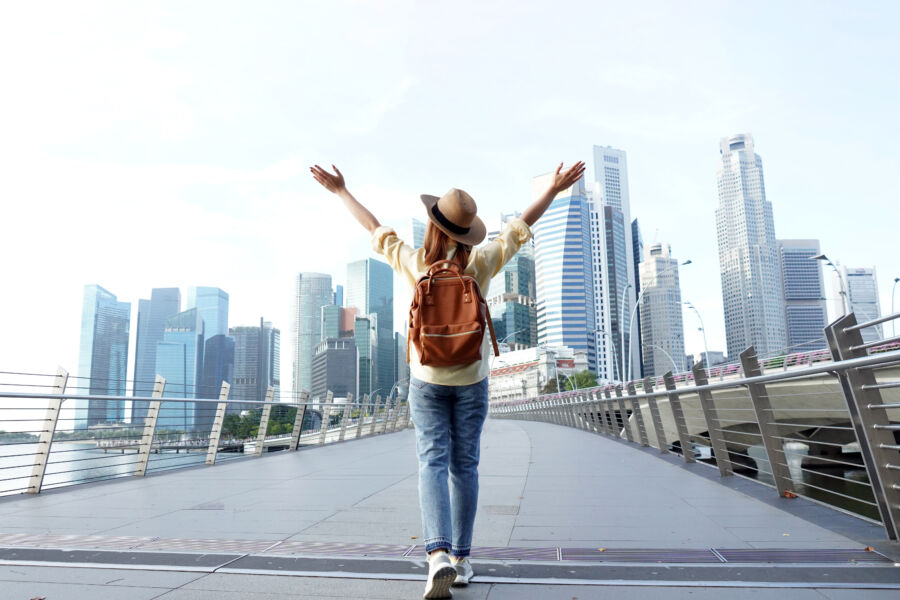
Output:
top-left (1, 0), bottom-right (898, 388)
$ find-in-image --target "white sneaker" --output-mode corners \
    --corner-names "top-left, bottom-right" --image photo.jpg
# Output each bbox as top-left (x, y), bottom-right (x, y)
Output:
top-left (424, 551), bottom-right (456, 599)
top-left (451, 556), bottom-right (473, 586)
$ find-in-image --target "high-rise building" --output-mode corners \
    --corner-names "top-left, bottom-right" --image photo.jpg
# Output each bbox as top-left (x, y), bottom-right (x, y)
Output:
top-left (587, 146), bottom-right (639, 382)
top-left (409, 217), bottom-right (426, 249)
top-left (354, 315), bottom-right (375, 396)
top-left (777, 240), bottom-right (828, 352)
top-left (346, 259), bottom-right (394, 395)
top-left (132, 288), bottom-right (180, 422)
top-left (838, 266), bottom-right (883, 343)
top-left (716, 133), bottom-right (787, 358)
top-left (334, 285), bottom-right (344, 307)
top-left (155, 308), bottom-right (204, 430)
top-left (231, 320), bottom-right (281, 408)
top-left (485, 212), bottom-right (537, 350)
top-left (631, 219), bottom-right (644, 378)
top-left (310, 338), bottom-right (357, 399)
top-left (638, 243), bottom-right (686, 377)
top-left (394, 331), bottom-right (409, 400)
top-left (293, 273), bottom-right (333, 396)
top-left (75, 285), bottom-right (131, 429)
top-left (187, 287), bottom-right (229, 338)
top-left (532, 174), bottom-right (597, 371)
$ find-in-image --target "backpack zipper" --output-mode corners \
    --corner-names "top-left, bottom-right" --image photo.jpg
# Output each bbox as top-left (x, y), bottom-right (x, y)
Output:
top-left (422, 327), bottom-right (481, 338)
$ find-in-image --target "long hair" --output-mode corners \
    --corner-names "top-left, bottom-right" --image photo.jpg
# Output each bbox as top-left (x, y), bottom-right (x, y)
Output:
top-left (423, 221), bottom-right (471, 268)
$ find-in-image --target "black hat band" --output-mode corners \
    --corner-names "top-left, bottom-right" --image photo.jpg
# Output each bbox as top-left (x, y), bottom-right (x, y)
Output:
top-left (431, 203), bottom-right (471, 235)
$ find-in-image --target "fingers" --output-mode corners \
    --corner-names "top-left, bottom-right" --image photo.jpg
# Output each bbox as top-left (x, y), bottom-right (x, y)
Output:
top-left (332, 164), bottom-right (342, 177)
top-left (555, 162), bottom-right (563, 175)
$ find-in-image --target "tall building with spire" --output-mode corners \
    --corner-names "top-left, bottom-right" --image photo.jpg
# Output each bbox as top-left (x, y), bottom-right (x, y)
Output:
top-left (293, 273), bottom-right (333, 396)
top-left (716, 133), bottom-right (787, 359)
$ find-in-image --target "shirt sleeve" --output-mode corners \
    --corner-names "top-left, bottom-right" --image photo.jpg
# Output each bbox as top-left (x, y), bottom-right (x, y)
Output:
top-left (370, 226), bottom-right (421, 290)
top-left (468, 218), bottom-right (533, 284)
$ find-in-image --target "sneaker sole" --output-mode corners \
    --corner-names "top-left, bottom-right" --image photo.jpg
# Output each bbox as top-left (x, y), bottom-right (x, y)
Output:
top-left (424, 565), bottom-right (457, 599)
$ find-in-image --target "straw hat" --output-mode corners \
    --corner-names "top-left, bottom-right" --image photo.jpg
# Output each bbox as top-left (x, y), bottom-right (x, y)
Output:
top-left (420, 188), bottom-right (486, 246)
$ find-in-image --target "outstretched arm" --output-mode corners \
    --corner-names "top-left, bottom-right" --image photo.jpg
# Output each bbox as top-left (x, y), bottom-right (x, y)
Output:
top-left (310, 164), bottom-right (381, 233)
top-left (520, 161), bottom-right (586, 227)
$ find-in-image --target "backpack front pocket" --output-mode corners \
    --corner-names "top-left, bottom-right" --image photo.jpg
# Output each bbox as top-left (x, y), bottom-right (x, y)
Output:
top-left (420, 321), bottom-right (483, 367)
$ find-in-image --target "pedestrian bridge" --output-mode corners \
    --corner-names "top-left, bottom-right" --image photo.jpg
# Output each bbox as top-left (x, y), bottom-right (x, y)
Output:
top-left (0, 313), bottom-right (899, 599)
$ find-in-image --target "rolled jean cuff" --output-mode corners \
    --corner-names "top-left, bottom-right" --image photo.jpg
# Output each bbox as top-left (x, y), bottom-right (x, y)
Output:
top-left (451, 545), bottom-right (470, 558)
top-left (425, 538), bottom-right (451, 553)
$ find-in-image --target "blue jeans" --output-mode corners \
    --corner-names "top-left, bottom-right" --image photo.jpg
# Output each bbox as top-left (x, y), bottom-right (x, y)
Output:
top-left (408, 376), bottom-right (489, 557)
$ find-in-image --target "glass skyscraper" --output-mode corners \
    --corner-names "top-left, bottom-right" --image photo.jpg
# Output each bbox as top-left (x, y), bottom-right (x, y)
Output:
top-left (486, 212), bottom-right (537, 350)
top-left (638, 242), bottom-right (686, 377)
top-left (231, 321), bottom-right (280, 409)
top-left (532, 175), bottom-right (597, 371)
top-left (75, 285), bottom-right (131, 429)
top-left (346, 259), bottom-right (394, 396)
top-left (187, 287), bottom-right (229, 338)
top-left (778, 240), bottom-right (828, 352)
top-left (839, 266), bottom-right (883, 344)
top-left (716, 133), bottom-right (787, 359)
top-left (155, 308), bottom-right (204, 431)
top-left (132, 288), bottom-right (181, 423)
top-left (293, 273), bottom-right (334, 396)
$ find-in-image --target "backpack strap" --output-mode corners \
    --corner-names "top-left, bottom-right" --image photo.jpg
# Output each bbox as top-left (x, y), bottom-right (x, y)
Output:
top-left (484, 300), bottom-right (500, 357)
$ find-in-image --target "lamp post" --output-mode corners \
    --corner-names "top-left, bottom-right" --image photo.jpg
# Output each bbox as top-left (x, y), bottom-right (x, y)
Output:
top-left (811, 254), bottom-right (848, 315)
top-left (684, 301), bottom-right (710, 372)
top-left (645, 343), bottom-right (680, 375)
top-left (625, 260), bottom-right (691, 382)
top-left (619, 282), bottom-right (632, 389)
top-left (595, 328), bottom-right (620, 383)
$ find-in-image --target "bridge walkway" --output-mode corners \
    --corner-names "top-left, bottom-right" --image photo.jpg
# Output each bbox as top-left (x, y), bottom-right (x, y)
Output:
top-left (0, 419), bottom-right (897, 599)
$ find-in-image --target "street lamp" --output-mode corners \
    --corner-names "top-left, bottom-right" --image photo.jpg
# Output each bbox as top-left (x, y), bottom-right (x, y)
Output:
top-left (644, 343), bottom-right (680, 375)
top-left (684, 301), bottom-right (710, 372)
top-left (811, 254), bottom-right (848, 315)
top-left (625, 259), bottom-right (692, 381)
top-left (595, 328), bottom-right (620, 383)
top-left (619, 283), bottom-right (632, 388)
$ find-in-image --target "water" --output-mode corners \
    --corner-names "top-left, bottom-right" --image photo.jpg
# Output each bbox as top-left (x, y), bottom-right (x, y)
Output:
top-left (0, 441), bottom-right (214, 495)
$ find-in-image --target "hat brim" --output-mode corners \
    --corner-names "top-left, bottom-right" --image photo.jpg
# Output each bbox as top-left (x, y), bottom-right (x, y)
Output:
top-left (420, 194), bottom-right (487, 246)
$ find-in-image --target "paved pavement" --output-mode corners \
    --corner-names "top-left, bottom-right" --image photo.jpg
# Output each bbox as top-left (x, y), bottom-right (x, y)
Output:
top-left (0, 418), bottom-right (897, 599)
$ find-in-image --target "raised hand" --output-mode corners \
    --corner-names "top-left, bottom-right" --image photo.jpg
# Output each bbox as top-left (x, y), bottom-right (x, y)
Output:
top-left (310, 164), bottom-right (346, 194)
top-left (550, 161), bottom-right (586, 194)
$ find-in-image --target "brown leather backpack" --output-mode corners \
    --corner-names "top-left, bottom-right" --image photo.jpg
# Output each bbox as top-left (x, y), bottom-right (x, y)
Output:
top-left (408, 263), bottom-right (500, 367)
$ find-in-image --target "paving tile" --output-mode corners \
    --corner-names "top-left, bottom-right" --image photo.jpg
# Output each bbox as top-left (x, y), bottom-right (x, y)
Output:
top-left (0, 580), bottom-right (165, 600)
top-left (484, 584), bottom-right (830, 599)
top-left (0, 565), bottom-right (203, 588)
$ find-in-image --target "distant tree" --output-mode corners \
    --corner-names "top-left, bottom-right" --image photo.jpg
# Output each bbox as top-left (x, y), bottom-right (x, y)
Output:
top-left (540, 370), bottom-right (598, 394)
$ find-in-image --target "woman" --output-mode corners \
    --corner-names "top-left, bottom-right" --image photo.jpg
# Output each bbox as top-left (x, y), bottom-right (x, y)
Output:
top-left (311, 161), bottom-right (585, 599)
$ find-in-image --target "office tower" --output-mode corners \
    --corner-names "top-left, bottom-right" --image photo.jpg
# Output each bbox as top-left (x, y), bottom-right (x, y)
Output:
top-left (293, 273), bottom-right (333, 396)
top-left (716, 133), bottom-right (787, 358)
top-left (394, 331), bottom-right (409, 399)
top-left (631, 219), bottom-right (644, 378)
top-left (777, 240), bottom-right (828, 352)
top-left (75, 285), bottom-right (131, 429)
top-left (638, 243), bottom-right (686, 377)
top-left (532, 174), bottom-right (597, 371)
top-left (838, 267), bottom-right (883, 343)
top-left (132, 288), bottom-right (180, 422)
top-left (155, 308), bottom-right (204, 430)
top-left (187, 287), bottom-right (229, 338)
top-left (334, 285), bottom-right (343, 307)
top-left (321, 305), bottom-right (358, 340)
top-left (231, 320), bottom-right (281, 409)
top-left (587, 146), bottom-right (638, 382)
top-left (354, 315), bottom-right (375, 396)
top-left (310, 338), bottom-right (357, 399)
top-left (485, 212), bottom-right (537, 350)
top-left (409, 217), bottom-right (426, 248)
top-left (346, 259), bottom-right (394, 396)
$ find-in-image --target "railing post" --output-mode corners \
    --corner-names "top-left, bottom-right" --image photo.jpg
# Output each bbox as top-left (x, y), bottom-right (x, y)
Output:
top-left (643, 377), bottom-right (667, 453)
top-left (27, 367), bottom-right (68, 493)
top-left (205, 381), bottom-right (230, 466)
top-left (826, 313), bottom-right (900, 540)
top-left (289, 391), bottom-right (309, 451)
top-left (627, 383), bottom-right (649, 446)
top-left (388, 398), bottom-right (402, 432)
top-left (254, 386), bottom-right (275, 456)
top-left (597, 391), bottom-right (612, 435)
top-left (604, 387), bottom-right (620, 437)
top-left (134, 376), bottom-right (165, 477)
top-left (369, 395), bottom-right (382, 436)
top-left (357, 393), bottom-right (370, 438)
top-left (338, 393), bottom-right (354, 441)
top-left (692, 362), bottom-right (733, 477)
top-left (378, 397), bottom-right (392, 434)
top-left (585, 391), bottom-right (600, 433)
top-left (615, 385), bottom-right (634, 442)
top-left (664, 372), bottom-right (694, 463)
top-left (318, 390), bottom-right (334, 445)
top-left (740, 348), bottom-right (795, 497)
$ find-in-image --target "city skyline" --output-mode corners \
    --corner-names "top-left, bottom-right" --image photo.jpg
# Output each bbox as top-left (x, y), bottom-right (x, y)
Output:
top-left (3, 2), bottom-right (898, 381)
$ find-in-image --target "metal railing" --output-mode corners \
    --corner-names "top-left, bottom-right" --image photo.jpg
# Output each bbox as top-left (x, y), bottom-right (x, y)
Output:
top-left (0, 375), bottom-right (412, 496)
top-left (491, 311), bottom-right (900, 541)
